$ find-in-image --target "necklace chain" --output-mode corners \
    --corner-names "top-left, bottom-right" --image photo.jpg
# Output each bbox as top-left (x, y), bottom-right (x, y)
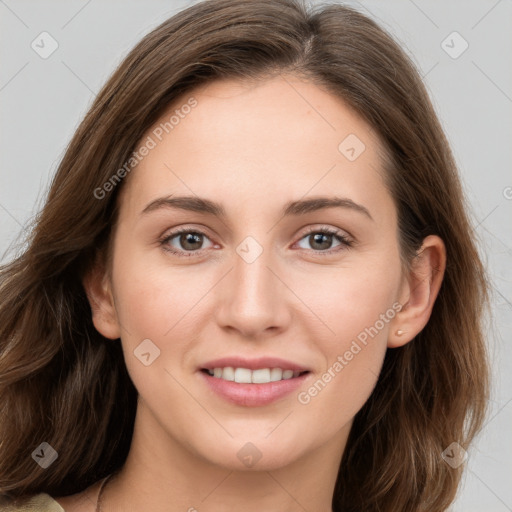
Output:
top-left (95, 473), bottom-right (114, 512)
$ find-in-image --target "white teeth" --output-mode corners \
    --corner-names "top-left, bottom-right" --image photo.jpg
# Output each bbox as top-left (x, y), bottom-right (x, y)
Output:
top-left (222, 367), bottom-right (235, 381)
top-left (207, 367), bottom-right (305, 383)
top-left (269, 368), bottom-right (283, 381)
top-left (252, 368), bottom-right (270, 383)
top-left (282, 369), bottom-right (294, 379)
top-left (234, 368), bottom-right (252, 383)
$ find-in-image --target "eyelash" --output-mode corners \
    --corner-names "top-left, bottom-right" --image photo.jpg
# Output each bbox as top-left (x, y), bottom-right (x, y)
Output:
top-left (159, 226), bottom-right (354, 258)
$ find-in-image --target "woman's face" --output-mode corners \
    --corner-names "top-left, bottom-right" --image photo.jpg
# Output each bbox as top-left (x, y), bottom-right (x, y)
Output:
top-left (102, 75), bottom-right (407, 471)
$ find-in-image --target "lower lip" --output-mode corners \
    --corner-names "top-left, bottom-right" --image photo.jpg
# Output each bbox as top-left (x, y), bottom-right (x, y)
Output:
top-left (199, 371), bottom-right (310, 407)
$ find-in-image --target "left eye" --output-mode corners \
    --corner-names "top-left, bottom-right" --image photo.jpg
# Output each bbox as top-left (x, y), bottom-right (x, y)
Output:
top-left (295, 229), bottom-right (350, 252)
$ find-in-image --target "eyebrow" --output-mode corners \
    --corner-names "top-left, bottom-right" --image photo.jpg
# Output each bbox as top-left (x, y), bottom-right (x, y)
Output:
top-left (140, 195), bottom-right (373, 221)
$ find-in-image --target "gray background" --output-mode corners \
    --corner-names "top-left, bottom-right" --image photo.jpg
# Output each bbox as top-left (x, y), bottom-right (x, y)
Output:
top-left (1, 1), bottom-right (511, 510)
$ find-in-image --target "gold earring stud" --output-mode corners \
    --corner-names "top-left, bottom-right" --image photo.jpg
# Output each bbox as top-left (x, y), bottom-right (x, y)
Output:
top-left (396, 329), bottom-right (404, 336)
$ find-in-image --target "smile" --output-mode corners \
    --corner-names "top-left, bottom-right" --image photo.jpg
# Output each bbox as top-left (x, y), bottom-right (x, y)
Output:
top-left (202, 367), bottom-right (308, 383)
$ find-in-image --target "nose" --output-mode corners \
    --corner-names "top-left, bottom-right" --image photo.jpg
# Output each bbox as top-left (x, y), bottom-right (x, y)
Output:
top-left (214, 243), bottom-right (292, 340)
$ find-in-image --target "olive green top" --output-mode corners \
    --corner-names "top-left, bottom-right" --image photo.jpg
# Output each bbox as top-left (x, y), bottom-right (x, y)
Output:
top-left (0, 493), bottom-right (64, 511)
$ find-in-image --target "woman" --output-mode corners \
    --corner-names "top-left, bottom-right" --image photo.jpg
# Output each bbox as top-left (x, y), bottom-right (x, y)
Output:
top-left (0, 0), bottom-right (489, 510)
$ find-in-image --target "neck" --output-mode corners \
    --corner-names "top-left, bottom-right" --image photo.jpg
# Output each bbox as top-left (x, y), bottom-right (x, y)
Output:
top-left (102, 400), bottom-right (349, 512)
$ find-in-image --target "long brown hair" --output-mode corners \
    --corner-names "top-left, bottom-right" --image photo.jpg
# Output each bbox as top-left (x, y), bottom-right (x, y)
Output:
top-left (0, 0), bottom-right (489, 510)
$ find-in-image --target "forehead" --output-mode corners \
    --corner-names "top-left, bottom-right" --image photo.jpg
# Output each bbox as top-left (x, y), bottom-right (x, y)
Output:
top-left (120, 75), bottom-right (391, 219)
top-left (166, 75), bottom-right (379, 158)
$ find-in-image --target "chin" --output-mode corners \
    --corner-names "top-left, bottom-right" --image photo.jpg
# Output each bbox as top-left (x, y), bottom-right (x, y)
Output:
top-left (196, 434), bottom-right (306, 472)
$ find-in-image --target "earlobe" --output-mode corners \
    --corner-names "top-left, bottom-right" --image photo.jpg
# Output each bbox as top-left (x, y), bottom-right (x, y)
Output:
top-left (388, 235), bottom-right (446, 348)
top-left (82, 262), bottom-right (121, 340)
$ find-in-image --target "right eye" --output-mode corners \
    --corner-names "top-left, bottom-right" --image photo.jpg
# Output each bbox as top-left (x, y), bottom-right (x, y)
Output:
top-left (159, 228), bottom-right (215, 257)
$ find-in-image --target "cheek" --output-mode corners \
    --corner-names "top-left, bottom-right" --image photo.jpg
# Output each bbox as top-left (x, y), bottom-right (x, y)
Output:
top-left (110, 261), bottom-right (203, 421)
top-left (294, 304), bottom-right (390, 447)
top-left (110, 248), bottom-right (216, 387)
top-left (292, 254), bottom-right (399, 427)
top-left (303, 252), bottom-right (401, 346)
top-left (111, 246), bottom-right (199, 338)
top-left (294, 340), bottom-right (386, 452)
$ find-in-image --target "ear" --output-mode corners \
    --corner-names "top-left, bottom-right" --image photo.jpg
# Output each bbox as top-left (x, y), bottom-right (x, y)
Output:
top-left (82, 257), bottom-right (121, 340)
top-left (388, 235), bottom-right (446, 348)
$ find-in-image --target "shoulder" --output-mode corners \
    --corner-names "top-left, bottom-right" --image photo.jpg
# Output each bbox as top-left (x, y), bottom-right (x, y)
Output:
top-left (0, 493), bottom-right (65, 511)
top-left (0, 477), bottom-right (102, 512)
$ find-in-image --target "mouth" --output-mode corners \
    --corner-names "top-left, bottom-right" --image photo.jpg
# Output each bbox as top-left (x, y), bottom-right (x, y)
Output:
top-left (198, 357), bottom-right (312, 407)
top-left (200, 367), bottom-right (310, 383)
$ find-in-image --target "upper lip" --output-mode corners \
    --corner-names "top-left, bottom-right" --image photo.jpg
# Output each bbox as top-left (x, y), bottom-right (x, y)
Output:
top-left (200, 356), bottom-right (310, 373)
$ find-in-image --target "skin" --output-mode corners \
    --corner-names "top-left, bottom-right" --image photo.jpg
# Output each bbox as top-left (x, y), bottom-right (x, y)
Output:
top-left (55, 74), bottom-right (445, 511)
